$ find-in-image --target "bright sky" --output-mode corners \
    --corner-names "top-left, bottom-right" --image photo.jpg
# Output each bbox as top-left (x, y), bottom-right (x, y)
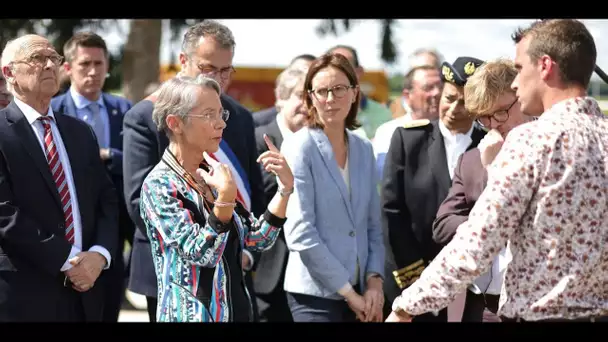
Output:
top-left (101, 19), bottom-right (608, 80)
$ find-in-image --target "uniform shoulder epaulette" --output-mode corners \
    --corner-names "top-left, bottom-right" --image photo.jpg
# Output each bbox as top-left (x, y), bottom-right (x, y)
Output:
top-left (392, 259), bottom-right (426, 290)
top-left (402, 119), bottom-right (430, 129)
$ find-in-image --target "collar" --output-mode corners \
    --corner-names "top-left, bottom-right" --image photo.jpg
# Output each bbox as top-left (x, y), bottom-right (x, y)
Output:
top-left (13, 97), bottom-right (55, 125)
top-left (69, 86), bottom-right (104, 110)
top-left (542, 96), bottom-right (603, 119)
top-left (438, 118), bottom-right (474, 143)
top-left (275, 112), bottom-right (295, 139)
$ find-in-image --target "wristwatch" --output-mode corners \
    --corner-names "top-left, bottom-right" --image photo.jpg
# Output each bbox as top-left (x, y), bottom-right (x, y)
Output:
top-left (278, 186), bottom-right (294, 197)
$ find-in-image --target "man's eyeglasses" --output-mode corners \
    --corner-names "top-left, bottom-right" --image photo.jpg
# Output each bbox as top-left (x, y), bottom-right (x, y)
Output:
top-left (476, 99), bottom-right (517, 128)
top-left (197, 65), bottom-right (235, 80)
top-left (14, 53), bottom-right (64, 66)
top-left (309, 84), bottom-right (355, 100)
top-left (187, 109), bottom-right (230, 123)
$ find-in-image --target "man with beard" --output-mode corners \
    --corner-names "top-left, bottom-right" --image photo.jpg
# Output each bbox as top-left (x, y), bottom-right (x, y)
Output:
top-left (380, 57), bottom-right (486, 322)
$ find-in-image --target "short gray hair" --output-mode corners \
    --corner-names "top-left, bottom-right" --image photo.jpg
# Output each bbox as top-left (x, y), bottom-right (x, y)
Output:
top-left (1, 34), bottom-right (51, 93)
top-left (152, 74), bottom-right (221, 135)
top-left (181, 20), bottom-right (236, 56)
top-left (408, 48), bottom-right (444, 69)
top-left (275, 64), bottom-right (308, 110)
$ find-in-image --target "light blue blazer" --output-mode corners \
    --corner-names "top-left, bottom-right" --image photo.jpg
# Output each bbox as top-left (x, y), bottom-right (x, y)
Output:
top-left (281, 127), bottom-right (385, 300)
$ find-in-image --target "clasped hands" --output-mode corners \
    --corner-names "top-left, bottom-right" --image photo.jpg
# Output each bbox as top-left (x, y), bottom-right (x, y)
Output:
top-left (344, 276), bottom-right (385, 322)
top-left (64, 251), bottom-right (106, 292)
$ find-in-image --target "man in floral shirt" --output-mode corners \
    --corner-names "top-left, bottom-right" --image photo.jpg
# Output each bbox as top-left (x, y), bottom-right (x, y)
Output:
top-left (387, 19), bottom-right (608, 323)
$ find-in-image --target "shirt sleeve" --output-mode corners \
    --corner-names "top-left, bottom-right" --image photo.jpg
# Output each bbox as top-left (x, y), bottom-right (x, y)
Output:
top-left (393, 127), bottom-right (542, 316)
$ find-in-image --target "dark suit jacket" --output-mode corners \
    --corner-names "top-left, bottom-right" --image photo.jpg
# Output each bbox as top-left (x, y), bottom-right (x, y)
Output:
top-left (253, 118), bottom-right (287, 294)
top-left (51, 91), bottom-right (134, 248)
top-left (432, 148), bottom-right (487, 245)
top-left (123, 93), bottom-right (265, 298)
top-left (0, 101), bottom-right (118, 322)
top-left (380, 119), bottom-right (485, 306)
top-left (253, 107), bottom-right (278, 128)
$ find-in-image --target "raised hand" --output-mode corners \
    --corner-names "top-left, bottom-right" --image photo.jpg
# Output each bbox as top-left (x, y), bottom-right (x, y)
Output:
top-left (256, 134), bottom-right (294, 190)
top-left (478, 129), bottom-right (505, 168)
top-left (197, 152), bottom-right (237, 202)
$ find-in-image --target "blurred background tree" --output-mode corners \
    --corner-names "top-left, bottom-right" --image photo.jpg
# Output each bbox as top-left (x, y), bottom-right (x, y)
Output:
top-left (316, 19), bottom-right (397, 64)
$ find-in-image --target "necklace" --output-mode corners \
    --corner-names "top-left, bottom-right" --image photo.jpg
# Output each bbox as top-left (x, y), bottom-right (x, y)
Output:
top-left (162, 149), bottom-right (216, 211)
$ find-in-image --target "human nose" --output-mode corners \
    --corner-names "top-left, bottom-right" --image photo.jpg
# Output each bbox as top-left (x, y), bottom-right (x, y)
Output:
top-left (511, 75), bottom-right (519, 92)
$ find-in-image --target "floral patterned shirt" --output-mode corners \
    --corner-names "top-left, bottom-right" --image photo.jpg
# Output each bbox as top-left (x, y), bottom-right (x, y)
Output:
top-left (393, 96), bottom-right (608, 321)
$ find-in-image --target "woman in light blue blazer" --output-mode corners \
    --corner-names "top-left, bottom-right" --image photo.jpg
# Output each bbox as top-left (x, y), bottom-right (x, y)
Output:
top-left (281, 53), bottom-right (386, 322)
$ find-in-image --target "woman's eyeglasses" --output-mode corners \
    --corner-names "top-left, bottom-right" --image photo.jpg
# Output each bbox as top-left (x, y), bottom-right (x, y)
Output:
top-left (309, 84), bottom-right (355, 100)
top-left (187, 109), bottom-right (230, 123)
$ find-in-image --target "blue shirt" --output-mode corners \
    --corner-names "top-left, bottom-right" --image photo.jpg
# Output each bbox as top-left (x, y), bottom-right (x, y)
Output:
top-left (69, 87), bottom-right (110, 148)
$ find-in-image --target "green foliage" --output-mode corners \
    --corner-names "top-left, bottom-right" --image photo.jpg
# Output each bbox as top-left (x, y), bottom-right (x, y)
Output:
top-left (316, 19), bottom-right (398, 65)
top-left (388, 73), bottom-right (405, 93)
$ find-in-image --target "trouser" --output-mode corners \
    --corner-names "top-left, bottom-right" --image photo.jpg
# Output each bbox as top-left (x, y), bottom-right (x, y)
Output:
top-left (146, 296), bottom-right (157, 322)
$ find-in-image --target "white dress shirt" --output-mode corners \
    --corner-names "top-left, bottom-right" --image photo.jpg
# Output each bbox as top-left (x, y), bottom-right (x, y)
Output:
top-left (372, 115), bottom-right (412, 179)
top-left (14, 98), bottom-right (111, 271)
top-left (438, 120), bottom-right (474, 180)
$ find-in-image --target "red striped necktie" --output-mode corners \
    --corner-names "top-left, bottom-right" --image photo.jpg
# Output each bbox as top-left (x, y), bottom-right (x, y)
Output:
top-left (38, 116), bottom-right (75, 244)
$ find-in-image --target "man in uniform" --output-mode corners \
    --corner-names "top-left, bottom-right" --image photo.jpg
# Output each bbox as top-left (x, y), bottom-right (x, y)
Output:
top-left (380, 57), bottom-right (486, 322)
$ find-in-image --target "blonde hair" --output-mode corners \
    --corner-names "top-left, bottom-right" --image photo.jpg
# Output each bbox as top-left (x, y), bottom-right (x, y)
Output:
top-left (464, 58), bottom-right (518, 117)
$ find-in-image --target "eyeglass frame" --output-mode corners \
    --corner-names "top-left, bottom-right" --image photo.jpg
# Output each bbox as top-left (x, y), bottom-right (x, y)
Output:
top-left (186, 109), bottom-right (230, 123)
top-left (308, 84), bottom-right (356, 101)
top-left (476, 98), bottom-right (517, 128)
top-left (195, 63), bottom-right (236, 80)
top-left (11, 53), bottom-right (64, 67)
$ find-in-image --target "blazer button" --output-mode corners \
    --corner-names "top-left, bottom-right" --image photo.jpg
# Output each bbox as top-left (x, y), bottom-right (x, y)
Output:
top-left (349, 231), bottom-right (355, 237)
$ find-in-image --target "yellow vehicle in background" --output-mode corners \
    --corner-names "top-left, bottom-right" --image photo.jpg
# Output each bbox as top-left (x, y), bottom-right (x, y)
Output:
top-left (160, 64), bottom-right (390, 112)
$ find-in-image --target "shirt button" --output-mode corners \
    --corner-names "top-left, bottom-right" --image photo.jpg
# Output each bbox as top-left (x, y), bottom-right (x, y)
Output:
top-left (349, 231), bottom-right (355, 237)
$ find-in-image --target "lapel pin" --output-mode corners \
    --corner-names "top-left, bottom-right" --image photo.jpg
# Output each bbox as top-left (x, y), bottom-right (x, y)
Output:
top-left (112, 109), bottom-right (118, 116)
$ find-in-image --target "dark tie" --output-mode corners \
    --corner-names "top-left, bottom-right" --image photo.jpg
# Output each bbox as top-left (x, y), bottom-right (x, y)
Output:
top-left (38, 116), bottom-right (75, 244)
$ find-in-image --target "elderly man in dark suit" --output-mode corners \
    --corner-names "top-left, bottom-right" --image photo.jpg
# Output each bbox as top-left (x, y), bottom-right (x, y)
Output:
top-left (51, 32), bottom-right (133, 322)
top-left (0, 34), bottom-right (118, 322)
top-left (381, 57), bottom-right (486, 322)
top-left (123, 20), bottom-right (265, 322)
top-left (253, 54), bottom-right (315, 128)
top-left (432, 58), bottom-right (534, 322)
top-left (253, 61), bottom-right (309, 322)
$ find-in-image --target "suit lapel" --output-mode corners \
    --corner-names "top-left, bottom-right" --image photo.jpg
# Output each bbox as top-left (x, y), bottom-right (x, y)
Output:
top-left (102, 93), bottom-right (123, 149)
top-left (62, 93), bottom-right (79, 119)
top-left (346, 131), bottom-right (361, 218)
top-left (309, 128), bottom-right (355, 224)
top-left (267, 119), bottom-right (284, 148)
top-left (428, 121), bottom-right (452, 195)
top-left (468, 125), bottom-right (486, 151)
top-left (6, 102), bottom-right (63, 212)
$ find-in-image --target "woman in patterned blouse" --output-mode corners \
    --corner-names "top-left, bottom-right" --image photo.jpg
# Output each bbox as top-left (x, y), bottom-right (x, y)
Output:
top-left (139, 75), bottom-right (294, 322)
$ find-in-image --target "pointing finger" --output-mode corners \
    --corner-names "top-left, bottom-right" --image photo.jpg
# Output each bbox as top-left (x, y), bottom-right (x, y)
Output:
top-left (264, 134), bottom-right (280, 153)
